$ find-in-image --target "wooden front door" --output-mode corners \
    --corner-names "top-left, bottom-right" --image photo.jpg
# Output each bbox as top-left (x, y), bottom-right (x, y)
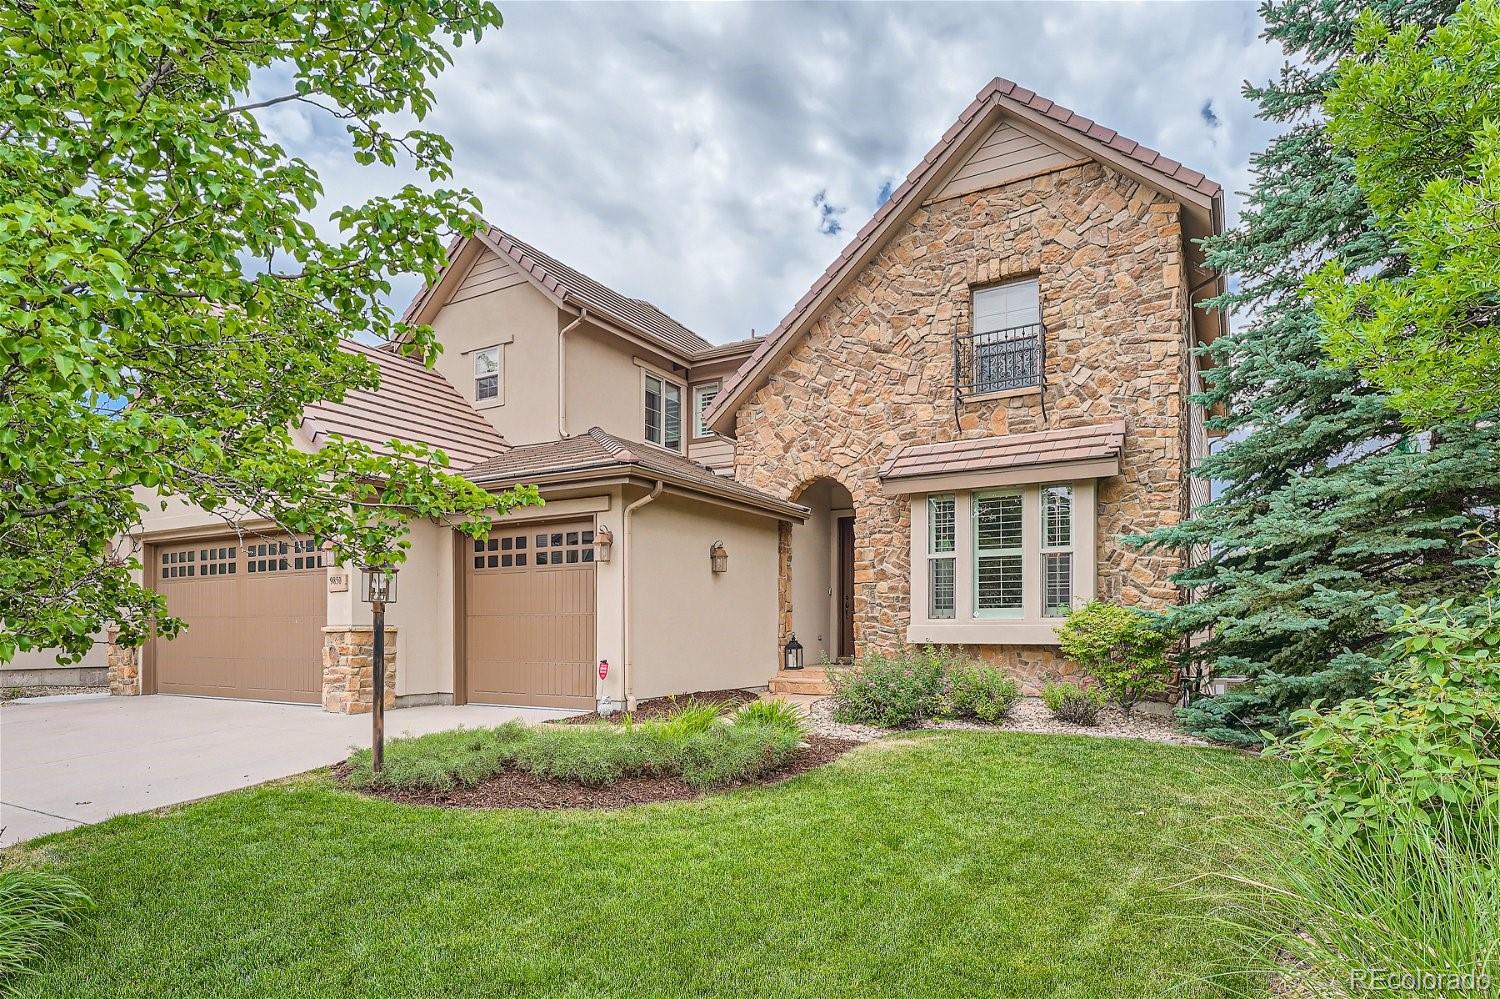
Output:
top-left (463, 520), bottom-right (596, 709)
top-left (837, 516), bottom-right (855, 660)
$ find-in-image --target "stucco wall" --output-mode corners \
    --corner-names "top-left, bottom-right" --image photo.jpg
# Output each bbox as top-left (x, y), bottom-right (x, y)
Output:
top-left (374, 519), bottom-right (455, 697)
top-left (731, 161), bottom-right (1192, 689)
top-left (429, 268), bottom-right (561, 446)
top-left (564, 322), bottom-right (684, 443)
top-left (627, 492), bottom-right (780, 700)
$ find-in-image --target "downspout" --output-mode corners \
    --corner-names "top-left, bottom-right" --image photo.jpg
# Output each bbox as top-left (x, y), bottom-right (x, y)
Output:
top-left (620, 480), bottom-right (663, 712)
top-left (557, 306), bottom-right (588, 439)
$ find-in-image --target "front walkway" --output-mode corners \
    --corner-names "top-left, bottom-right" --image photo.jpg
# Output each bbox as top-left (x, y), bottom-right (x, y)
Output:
top-left (0, 694), bottom-right (578, 847)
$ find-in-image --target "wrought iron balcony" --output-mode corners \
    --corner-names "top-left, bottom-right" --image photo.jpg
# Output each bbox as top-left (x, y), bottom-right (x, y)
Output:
top-left (954, 322), bottom-right (1044, 399)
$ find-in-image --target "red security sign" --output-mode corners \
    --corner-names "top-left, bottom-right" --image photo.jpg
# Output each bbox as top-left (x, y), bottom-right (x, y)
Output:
top-left (598, 660), bottom-right (609, 680)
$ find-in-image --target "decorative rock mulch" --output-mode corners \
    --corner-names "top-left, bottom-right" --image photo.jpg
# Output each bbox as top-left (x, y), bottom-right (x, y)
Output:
top-left (805, 695), bottom-right (1214, 748)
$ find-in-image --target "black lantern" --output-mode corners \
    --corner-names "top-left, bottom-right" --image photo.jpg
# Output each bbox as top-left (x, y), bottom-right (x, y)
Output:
top-left (709, 541), bottom-right (728, 573)
top-left (359, 566), bottom-right (399, 773)
top-left (783, 634), bottom-right (804, 671)
top-left (362, 566), bottom-right (398, 605)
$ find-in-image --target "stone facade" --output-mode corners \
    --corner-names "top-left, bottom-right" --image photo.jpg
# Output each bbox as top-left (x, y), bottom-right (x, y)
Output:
top-left (321, 626), bottom-right (399, 714)
top-left (106, 627), bottom-right (140, 696)
top-left (735, 161), bottom-right (1192, 692)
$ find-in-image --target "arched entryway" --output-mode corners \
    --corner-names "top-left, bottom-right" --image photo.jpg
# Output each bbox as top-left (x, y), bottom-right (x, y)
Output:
top-left (788, 478), bottom-right (856, 665)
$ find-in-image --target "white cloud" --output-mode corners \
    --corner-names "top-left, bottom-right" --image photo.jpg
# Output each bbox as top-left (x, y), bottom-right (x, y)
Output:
top-left (277, 1), bottom-right (1291, 343)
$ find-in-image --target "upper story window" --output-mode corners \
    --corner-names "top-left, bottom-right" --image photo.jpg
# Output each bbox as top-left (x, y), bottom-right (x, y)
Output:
top-left (693, 382), bottom-right (720, 439)
top-left (644, 372), bottom-right (683, 451)
top-left (474, 346), bottom-right (501, 402)
top-left (958, 278), bottom-right (1042, 397)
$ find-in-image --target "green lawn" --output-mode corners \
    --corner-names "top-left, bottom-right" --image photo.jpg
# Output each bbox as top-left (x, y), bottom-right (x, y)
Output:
top-left (9, 732), bottom-right (1276, 998)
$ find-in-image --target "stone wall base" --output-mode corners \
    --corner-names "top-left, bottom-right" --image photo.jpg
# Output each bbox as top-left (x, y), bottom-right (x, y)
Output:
top-left (321, 627), bottom-right (398, 714)
top-left (106, 628), bottom-right (140, 696)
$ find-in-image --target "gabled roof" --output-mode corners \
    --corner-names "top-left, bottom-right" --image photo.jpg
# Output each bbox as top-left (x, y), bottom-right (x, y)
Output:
top-left (480, 228), bottom-right (713, 356)
top-left (464, 427), bottom-right (807, 521)
top-left (402, 223), bottom-right (751, 363)
top-left (301, 341), bottom-right (509, 469)
top-left (705, 76), bottom-right (1225, 435)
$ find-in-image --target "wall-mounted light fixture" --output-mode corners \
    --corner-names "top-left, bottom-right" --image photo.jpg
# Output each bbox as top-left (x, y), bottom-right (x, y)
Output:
top-left (593, 525), bottom-right (614, 563)
top-left (709, 540), bottom-right (728, 573)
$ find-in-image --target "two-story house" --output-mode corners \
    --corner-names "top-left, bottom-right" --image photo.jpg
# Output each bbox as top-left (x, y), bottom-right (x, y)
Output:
top-left (108, 77), bottom-right (1221, 714)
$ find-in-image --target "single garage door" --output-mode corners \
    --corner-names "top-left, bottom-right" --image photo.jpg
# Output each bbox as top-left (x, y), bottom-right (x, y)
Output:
top-left (153, 536), bottom-right (327, 703)
top-left (465, 520), bottom-right (596, 709)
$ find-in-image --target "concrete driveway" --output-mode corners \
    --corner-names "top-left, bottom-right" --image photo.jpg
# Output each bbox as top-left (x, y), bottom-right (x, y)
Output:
top-left (0, 694), bottom-right (578, 847)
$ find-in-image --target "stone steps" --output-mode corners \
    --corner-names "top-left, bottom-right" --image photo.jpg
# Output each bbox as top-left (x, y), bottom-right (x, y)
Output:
top-left (768, 668), bottom-right (834, 696)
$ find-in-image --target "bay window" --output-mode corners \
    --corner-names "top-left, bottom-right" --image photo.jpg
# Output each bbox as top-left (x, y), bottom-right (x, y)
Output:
top-left (907, 481), bottom-right (1096, 645)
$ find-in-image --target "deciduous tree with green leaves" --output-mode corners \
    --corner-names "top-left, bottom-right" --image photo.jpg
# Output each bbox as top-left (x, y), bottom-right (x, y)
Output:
top-left (0, 1), bottom-right (539, 663)
top-left (1310, 0), bottom-right (1500, 426)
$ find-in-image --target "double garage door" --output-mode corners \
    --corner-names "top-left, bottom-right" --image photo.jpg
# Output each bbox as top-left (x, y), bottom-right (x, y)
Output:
top-left (151, 521), bottom-right (597, 709)
top-left (464, 520), bottom-right (596, 710)
top-left (152, 536), bottom-right (327, 703)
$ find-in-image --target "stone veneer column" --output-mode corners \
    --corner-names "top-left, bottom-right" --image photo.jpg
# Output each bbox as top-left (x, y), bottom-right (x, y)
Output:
top-left (321, 626), bottom-right (398, 714)
top-left (105, 626), bottom-right (140, 695)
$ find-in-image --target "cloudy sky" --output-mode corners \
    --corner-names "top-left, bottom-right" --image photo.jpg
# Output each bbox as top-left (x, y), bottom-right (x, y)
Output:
top-left (262, 1), bottom-right (1291, 345)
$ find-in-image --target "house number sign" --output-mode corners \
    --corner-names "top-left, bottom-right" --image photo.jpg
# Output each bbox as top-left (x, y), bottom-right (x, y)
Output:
top-left (327, 569), bottom-right (349, 593)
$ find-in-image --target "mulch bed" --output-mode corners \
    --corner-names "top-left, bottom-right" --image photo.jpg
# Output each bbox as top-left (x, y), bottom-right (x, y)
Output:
top-left (338, 734), bottom-right (860, 811)
top-left (555, 687), bottom-right (761, 726)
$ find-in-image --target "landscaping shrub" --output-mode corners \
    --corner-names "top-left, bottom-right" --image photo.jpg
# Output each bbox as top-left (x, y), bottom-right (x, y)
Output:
top-left (346, 704), bottom-right (805, 794)
top-left (830, 646), bottom-right (948, 727)
top-left (945, 664), bottom-right (1020, 722)
top-left (1056, 601), bottom-right (1171, 717)
top-left (1278, 587), bottom-right (1500, 844)
top-left (512, 724), bottom-right (670, 787)
top-left (1203, 799), bottom-right (1500, 999)
top-left (648, 698), bottom-right (727, 742)
top-left (1042, 682), bottom-right (1105, 726)
top-left (344, 722), bottom-right (531, 791)
top-left (734, 698), bottom-right (806, 735)
top-left (674, 721), bottom-right (800, 788)
top-left (0, 870), bottom-right (93, 987)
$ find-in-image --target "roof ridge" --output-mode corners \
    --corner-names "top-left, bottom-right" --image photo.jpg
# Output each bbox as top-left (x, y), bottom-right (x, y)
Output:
top-left (704, 77), bottom-right (1223, 432)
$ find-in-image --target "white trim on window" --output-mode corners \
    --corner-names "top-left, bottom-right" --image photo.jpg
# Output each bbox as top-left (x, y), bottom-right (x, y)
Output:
top-left (642, 369), bottom-right (685, 452)
top-left (1040, 485), bottom-right (1074, 617)
top-left (692, 381), bottom-right (721, 440)
top-left (973, 491), bottom-right (1024, 619)
top-left (474, 345), bottom-right (502, 404)
top-left (906, 480), bottom-right (1096, 645)
top-left (927, 494), bottom-right (956, 620)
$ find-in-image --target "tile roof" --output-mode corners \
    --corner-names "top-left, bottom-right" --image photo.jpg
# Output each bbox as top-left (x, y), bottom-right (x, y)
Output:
top-left (707, 76), bottom-right (1222, 431)
top-left (878, 421), bottom-right (1125, 481)
top-left (464, 427), bottom-right (807, 520)
top-left (302, 341), bottom-right (509, 469)
top-left (481, 227), bottom-right (715, 357)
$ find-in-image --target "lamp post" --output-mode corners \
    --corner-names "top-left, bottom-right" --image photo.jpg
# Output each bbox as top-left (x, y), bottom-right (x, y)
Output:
top-left (361, 566), bottom-right (398, 773)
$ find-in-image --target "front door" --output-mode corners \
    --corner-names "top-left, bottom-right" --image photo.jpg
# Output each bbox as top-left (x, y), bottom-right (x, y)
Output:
top-left (837, 516), bottom-right (855, 660)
